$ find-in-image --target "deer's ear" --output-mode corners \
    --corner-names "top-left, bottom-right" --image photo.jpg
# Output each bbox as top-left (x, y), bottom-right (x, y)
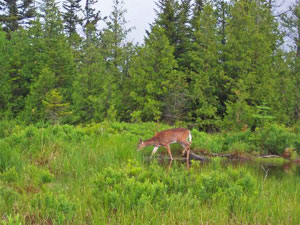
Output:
top-left (139, 138), bottom-right (142, 143)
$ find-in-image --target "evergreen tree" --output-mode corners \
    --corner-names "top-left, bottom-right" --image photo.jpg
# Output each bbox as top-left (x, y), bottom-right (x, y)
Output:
top-left (281, 0), bottom-right (300, 122)
top-left (223, 0), bottom-right (282, 130)
top-left (72, 40), bottom-right (107, 123)
top-left (23, 0), bottom-right (76, 122)
top-left (213, 0), bottom-right (231, 47)
top-left (152, 0), bottom-right (192, 68)
top-left (129, 25), bottom-right (187, 122)
top-left (0, 29), bottom-right (11, 117)
top-left (62, 0), bottom-right (82, 45)
top-left (187, 1), bottom-right (225, 130)
top-left (82, 0), bottom-right (101, 41)
top-left (99, 0), bottom-right (133, 121)
top-left (190, 0), bottom-right (204, 28)
top-left (6, 29), bottom-right (35, 118)
top-left (42, 89), bottom-right (71, 124)
top-left (100, 0), bottom-right (131, 73)
top-left (0, 0), bottom-right (35, 32)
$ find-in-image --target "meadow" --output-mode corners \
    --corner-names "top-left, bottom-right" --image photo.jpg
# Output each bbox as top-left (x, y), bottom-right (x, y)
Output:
top-left (0, 121), bottom-right (300, 224)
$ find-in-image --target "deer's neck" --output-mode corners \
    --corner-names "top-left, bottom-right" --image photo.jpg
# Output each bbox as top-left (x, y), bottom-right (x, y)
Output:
top-left (144, 137), bottom-right (159, 146)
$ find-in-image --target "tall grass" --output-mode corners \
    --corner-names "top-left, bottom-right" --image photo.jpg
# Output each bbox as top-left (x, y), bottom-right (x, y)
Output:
top-left (0, 121), bottom-right (299, 224)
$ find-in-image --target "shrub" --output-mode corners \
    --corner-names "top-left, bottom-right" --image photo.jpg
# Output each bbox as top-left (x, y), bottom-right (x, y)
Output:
top-left (30, 192), bottom-right (76, 225)
top-left (223, 130), bottom-right (254, 152)
top-left (23, 165), bottom-right (54, 186)
top-left (191, 130), bottom-right (224, 153)
top-left (92, 160), bottom-right (257, 212)
top-left (256, 124), bottom-right (296, 155)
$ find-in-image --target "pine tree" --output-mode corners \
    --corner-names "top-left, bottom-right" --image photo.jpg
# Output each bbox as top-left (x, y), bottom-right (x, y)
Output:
top-left (152, 0), bottom-right (192, 69)
top-left (82, 0), bottom-right (101, 41)
top-left (213, 0), bottom-right (231, 47)
top-left (62, 0), bottom-right (82, 45)
top-left (99, 0), bottom-right (133, 121)
top-left (72, 41), bottom-right (107, 123)
top-left (0, 29), bottom-right (11, 117)
top-left (0, 0), bottom-right (35, 32)
top-left (42, 89), bottom-right (71, 124)
top-left (223, 0), bottom-right (282, 130)
top-left (129, 25), bottom-right (187, 122)
top-left (281, 0), bottom-right (300, 122)
top-left (22, 0), bottom-right (76, 122)
top-left (187, 1), bottom-right (224, 130)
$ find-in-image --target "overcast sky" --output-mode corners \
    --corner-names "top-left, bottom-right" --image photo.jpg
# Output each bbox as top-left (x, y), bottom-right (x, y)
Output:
top-left (96, 0), bottom-right (157, 44)
top-left (95, 0), bottom-right (295, 44)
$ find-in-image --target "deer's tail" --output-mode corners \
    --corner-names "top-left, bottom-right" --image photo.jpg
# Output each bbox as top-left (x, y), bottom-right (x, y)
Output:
top-left (188, 130), bottom-right (192, 143)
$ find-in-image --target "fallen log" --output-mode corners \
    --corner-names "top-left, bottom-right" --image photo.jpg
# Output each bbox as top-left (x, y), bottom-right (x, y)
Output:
top-left (189, 152), bottom-right (209, 161)
top-left (259, 155), bottom-right (281, 158)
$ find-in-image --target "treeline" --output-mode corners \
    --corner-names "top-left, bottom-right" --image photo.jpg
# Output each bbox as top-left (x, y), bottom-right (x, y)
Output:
top-left (1, 0), bottom-right (300, 131)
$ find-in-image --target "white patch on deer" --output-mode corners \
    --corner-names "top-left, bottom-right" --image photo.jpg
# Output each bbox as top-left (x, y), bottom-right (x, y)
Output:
top-left (188, 131), bottom-right (192, 142)
top-left (150, 146), bottom-right (159, 158)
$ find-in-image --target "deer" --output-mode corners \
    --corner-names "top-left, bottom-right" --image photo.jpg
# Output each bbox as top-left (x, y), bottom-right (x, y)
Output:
top-left (137, 128), bottom-right (192, 162)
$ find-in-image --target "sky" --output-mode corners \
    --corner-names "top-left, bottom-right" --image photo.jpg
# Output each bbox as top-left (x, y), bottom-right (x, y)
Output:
top-left (95, 0), bottom-right (296, 44)
top-left (96, 0), bottom-right (157, 44)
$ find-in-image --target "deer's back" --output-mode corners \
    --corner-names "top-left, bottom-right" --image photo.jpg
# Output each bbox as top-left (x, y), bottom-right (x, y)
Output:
top-left (153, 128), bottom-right (190, 145)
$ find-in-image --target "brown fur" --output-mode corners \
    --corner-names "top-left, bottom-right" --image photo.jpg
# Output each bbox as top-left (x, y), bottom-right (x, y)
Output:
top-left (137, 128), bottom-right (191, 161)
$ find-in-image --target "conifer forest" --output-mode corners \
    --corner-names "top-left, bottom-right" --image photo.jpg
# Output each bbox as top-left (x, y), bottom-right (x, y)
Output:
top-left (0, 0), bottom-right (299, 130)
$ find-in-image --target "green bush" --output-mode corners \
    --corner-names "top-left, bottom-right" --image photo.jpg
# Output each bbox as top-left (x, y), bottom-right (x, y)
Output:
top-left (24, 165), bottom-right (54, 186)
top-left (256, 124), bottom-right (296, 155)
top-left (30, 192), bottom-right (76, 225)
top-left (93, 160), bottom-right (257, 212)
top-left (191, 130), bottom-right (224, 153)
top-left (223, 130), bottom-right (254, 152)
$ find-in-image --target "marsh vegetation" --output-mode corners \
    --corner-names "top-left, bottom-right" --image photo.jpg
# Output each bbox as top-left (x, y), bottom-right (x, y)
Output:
top-left (0, 121), bottom-right (299, 224)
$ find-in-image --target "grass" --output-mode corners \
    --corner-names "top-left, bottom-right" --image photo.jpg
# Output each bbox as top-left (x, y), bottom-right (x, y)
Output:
top-left (0, 122), bottom-right (299, 224)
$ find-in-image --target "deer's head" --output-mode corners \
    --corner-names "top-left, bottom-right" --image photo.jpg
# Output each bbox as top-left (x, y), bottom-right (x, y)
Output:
top-left (137, 139), bottom-right (146, 151)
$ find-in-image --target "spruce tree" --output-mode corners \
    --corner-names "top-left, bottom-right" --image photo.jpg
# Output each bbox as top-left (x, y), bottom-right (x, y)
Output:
top-left (187, 1), bottom-right (224, 130)
top-left (0, 0), bottom-right (35, 32)
top-left (62, 0), bottom-right (82, 45)
top-left (72, 40), bottom-right (107, 123)
top-left (82, 0), bottom-right (101, 41)
top-left (0, 29), bottom-right (11, 117)
top-left (99, 0), bottom-right (133, 121)
top-left (223, 0), bottom-right (282, 130)
top-left (129, 25), bottom-right (187, 122)
top-left (281, 0), bottom-right (300, 122)
top-left (152, 0), bottom-right (192, 69)
top-left (23, 0), bottom-right (76, 122)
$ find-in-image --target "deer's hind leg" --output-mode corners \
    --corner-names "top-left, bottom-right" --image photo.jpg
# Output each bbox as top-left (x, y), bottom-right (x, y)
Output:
top-left (179, 141), bottom-right (190, 157)
top-left (179, 141), bottom-right (191, 169)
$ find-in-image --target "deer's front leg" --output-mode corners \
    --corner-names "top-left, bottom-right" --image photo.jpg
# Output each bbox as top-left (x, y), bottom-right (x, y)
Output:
top-left (165, 145), bottom-right (173, 161)
top-left (150, 146), bottom-right (159, 159)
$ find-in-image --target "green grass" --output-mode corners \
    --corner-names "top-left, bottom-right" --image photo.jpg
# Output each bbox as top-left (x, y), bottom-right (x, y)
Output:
top-left (0, 122), bottom-right (300, 224)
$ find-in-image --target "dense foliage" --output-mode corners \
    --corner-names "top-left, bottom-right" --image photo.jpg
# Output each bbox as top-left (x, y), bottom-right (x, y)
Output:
top-left (1, 0), bottom-right (300, 131)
